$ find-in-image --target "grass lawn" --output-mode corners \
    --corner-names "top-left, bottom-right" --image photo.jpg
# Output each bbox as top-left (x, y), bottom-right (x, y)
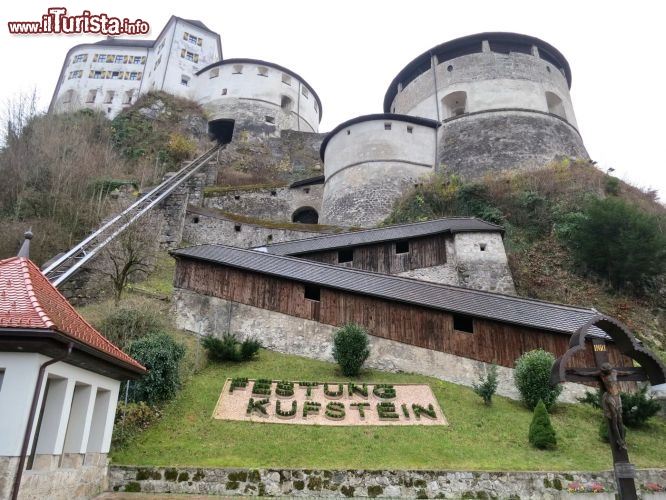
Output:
top-left (110, 349), bottom-right (666, 471)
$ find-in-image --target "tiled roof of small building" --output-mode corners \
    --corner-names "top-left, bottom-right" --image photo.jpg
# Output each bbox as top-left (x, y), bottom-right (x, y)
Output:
top-left (0, 256), bottom-right (145, 371)
top-left (254, 217), bottom-right (504, 256)
top-left (173, 244), bottom-right (609, 339)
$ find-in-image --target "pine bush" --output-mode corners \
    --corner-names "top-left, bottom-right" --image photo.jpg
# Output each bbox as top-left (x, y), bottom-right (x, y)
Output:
top-left (332, 324), bottom-right (370, 376)
top-left (473, 364), bottom-right (499, 405)
top-left (529, 399), bottom-right (557, 450)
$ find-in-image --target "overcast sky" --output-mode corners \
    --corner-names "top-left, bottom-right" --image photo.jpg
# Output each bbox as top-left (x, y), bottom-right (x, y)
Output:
top-left (3, 0), bottom-right (665, 203)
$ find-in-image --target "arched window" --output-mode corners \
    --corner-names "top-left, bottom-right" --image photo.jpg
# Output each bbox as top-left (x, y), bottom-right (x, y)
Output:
top-left (546, 91), bottom-right (566, 120)
top-left (281, 95), bottom-right (293, 112)
top-left (442, 91), bottom-right (467, 119)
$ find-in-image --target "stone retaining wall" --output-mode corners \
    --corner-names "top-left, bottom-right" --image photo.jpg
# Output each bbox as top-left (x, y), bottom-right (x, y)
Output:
top-left (108, 466), bottom-right (666, 499)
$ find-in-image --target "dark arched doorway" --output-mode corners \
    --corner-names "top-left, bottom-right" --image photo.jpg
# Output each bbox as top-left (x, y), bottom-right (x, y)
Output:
top-left (292, 207), bottom-right (319, 224)
top-left (208, 119), bottom-right (235, 144)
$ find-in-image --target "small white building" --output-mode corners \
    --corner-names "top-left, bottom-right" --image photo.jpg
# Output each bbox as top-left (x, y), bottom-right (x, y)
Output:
top-left (0, 237), bottom-right (145, 500)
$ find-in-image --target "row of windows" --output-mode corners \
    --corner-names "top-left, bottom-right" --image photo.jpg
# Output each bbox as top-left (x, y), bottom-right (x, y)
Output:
top-left (73, 54), bottom-right (88, 63)
top-left (89, 70), bottom-right (143, 80)
top-left (90, 54), bottom-right (146, 65)
top-left (81, 88), bottom-right (135, 105)
top-left (183, 31), bottom-right (203, 46)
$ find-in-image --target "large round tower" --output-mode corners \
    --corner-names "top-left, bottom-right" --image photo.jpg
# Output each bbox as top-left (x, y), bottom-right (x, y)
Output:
top-left (384, 32), bottom-right (588, 177)
top-left (195, 58), bottom-right (322, 141)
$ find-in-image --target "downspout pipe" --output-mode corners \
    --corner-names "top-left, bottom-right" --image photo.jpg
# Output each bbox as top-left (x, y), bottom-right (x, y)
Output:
top-left (11, 342), bottom-right (73, 500)
top-left (430, 52), bottom-right (441, 172)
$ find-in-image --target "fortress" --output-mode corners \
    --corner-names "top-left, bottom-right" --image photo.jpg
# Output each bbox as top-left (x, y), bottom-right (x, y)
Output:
top-left (51, 19), bottom-right (589, 227)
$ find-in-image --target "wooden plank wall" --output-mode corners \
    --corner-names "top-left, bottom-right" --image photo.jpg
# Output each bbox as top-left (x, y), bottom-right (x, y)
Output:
top-left (300, 234), bottom-right (449, 273)
top-left (175, 259), bottom-right (628, 369)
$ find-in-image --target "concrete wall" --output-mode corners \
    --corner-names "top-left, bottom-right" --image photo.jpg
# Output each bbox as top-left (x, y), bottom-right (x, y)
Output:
top-left (108, 465), bottom-right (666, 499)
top-left (437, 110), bottom-right (588, 178)
top-left (172, 289), bottom-right (586, 403)
top-left (321, 118), bottom-right (437, 227)
top-left (203, 184), bottom-right (323, 223)
top-left (195, 61), bottom-right (320, 136)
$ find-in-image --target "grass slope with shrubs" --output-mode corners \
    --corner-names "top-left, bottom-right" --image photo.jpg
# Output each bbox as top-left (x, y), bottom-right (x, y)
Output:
top-left (110, 348), bottom-right (666, 471)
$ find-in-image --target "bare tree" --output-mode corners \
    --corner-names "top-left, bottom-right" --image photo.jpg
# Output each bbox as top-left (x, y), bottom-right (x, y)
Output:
top-left (94, 214), bottom-right (163, 304)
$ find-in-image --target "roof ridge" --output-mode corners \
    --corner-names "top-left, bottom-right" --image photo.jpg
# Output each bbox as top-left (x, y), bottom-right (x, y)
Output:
top-left (20, 258), bottom-right (54, 329)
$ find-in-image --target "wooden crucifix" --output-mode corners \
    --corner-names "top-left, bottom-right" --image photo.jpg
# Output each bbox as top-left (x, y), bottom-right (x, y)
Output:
top-left (551, 315), bottom-right (666, 500)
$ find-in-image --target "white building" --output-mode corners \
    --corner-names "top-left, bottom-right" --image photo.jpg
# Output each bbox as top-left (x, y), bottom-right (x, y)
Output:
top-left (0, 235), bottom-right (145, 500)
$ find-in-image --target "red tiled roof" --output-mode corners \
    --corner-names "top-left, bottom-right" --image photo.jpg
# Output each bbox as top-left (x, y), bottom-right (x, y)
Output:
top-left (0, 256), bottom-right (145, 371)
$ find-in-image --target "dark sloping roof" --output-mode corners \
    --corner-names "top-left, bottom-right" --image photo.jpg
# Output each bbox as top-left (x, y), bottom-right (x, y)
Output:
top-left (253, 217), bottom-right (503, 256)
top-left (289, 175), bottom-right (325, 188)
top-left (172, 244), bottom-right (607, 339)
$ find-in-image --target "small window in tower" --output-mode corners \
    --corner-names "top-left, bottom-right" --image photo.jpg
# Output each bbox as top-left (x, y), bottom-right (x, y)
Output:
top-left (111, 71), bottom-right (120, 80)
top-left (407, 126), bottom-right (413, 133)
top-left (346, 130), bottom-right (351, 135)
top-left (265, 116), bottom-right (275, 124)
top-left (453, 314), bottom-right (474, 333)
top-left (447, 65), bottom-right (453, 72)
top-left (281, 95), bottom-right (293, 112)
top-left (114, 55), bottom-right (124, 64)
top-left (209, 67), bottom-right (220, 78)
top-left (232, 64), bottom-right (243, 74)
top-left (442, 91), bottom-right (467, 118)
top-left (479, 243), bottom-right (487, 252)
top-left (270, 190), bottom-right (277, 196)
top-left (303, 187), bottom-right (310, 194)
top-left (304, 284), bottom-right (320, 301)
top-left (267, 234), bottom-right (273, 242)
top-left (396, 240), bottom-right (409, 254)
top-left (192, 216), bottom-right (200, 224)
top-left (63, 90), bottom-right (73, 104)
top-left (384, 123), bottom-right (392, 130)
top-left (545, 91), bottom-right (566, 120)
top-left (234, 195), bottom-right (240, 200)
top-left (257, 66), bottom-right (269, 77)
top-left (282, 73), bottom-right (292, 85)
top-left (338, 249), bottom-right (353, 263)
top-left (234, 224), bottom-right (241, 232)
top-left (301, 86), bottom-right (309, 99)
top-left (181, 74), bottom-right (191, 86)
top-left (86, 90), bottom-right (97, 103)
top-left (221, 88), bottom-right (228, 95)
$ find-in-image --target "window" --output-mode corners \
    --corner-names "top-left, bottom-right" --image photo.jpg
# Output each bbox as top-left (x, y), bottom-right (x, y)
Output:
top-left (123, 90), bottom-right (133, 105)
top-left (68, 70), bottom-right (82, 79)
top-left (91, 70), bottom-right (103, 79)
top-left (232, 64), bottom-right (243, 74)
top-left (104, 91), bottom-right (114, 103)
top-left (257, 66), bottom-right (269, 77)
top-left (442, 91), bottom-right (467, 118)
top-left (209, 67), bottom-right (219, 78)
top-left (270, 190), bottom-right (277, 196)
top-left (192, 216), bottom-right (199, 223)
top-left (86, 90), bottom-right (97, 103)
top-left (158, 39), bottom-right (165, 52)
top-left (73, 54), bottom-right (87, 63)
top-left (221, 88), bottom-right (228, 95)
top-left (301, 86), bottom-right (309, 99)
top-left (338, 249), bottom-right (353, 263)
top-left (265, 116), bottom-right (275, 124)
top-left (479, 243), bottom-right (487, 252)
top-left (111, 71), bottom-right (120, 79)
top-left (0, 369), bottom-right (5, 393)
top-left (407, 126), bottom-right (413, 133)
top-left (181, 50), bottom-right (198, 62)
top-left (304, 284), bottom-right (320, 301)
top-left (63, 90), bottom-right (73, 103)
top-left (105, 55), bottom-right (115, 63)
top-left (181, 74), bottom-right (191, 86)
top-left (133, 56), bottom-right (143, 64)
top-left (281, 73), bottom-right (291, 85)
top-left (453, 314), bottom-right (474, 333)
top-left (281, 95), bottom-right (293, 112)
top-left (184, 32), bottom-right (202, 45)
top-left (94, 53), bottom-right (105, 62)
top-left (234, 224), bottom-right (241, 232)
top-left (129, 72), bottom-right (138, 80)
top-left (114, 55), bottom-right (124, 63)
top-left (384, 122), bottom-right (392, 130)
top-left (154, 56), bottom-right (162, 70)
top-left (396, 240), bottom-right (409, 254)
top-left (546, 91), bottom-right (566, 119)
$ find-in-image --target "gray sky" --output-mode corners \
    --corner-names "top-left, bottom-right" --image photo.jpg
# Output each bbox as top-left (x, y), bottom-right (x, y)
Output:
top-left (3, 0), bottom-right (665, 203)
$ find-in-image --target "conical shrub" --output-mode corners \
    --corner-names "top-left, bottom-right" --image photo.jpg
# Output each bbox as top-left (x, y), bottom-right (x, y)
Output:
top-left (529, 399), bottom-right (557, 450)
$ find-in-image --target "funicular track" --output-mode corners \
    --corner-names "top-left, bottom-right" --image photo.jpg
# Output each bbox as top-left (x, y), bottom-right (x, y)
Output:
top-left (43, 144), bottom-right (223, 287)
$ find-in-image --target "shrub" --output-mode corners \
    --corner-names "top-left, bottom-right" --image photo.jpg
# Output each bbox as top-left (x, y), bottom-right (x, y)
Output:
top-left (514, 349), bottom-right (562, 411)
top-left (127, 333), bottom-right (185, 404)
top-left (332, 324), bottom-right (370, 376)
top-left (529, 399), bottom-right (557, 450)
top-left (579, 385), bottom-right (661, 428)
top-left (201, 333), bottom-right (261, 362)
top-left (557, 197), bottom-right (666, 290)
top-left (473, 364), bottom-right (499, 405)
top-left (97, 305), bottom-right (164, 349)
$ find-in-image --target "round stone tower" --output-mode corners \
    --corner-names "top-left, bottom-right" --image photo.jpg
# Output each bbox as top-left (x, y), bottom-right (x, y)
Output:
top-left (195, 58), bottom-right (322, 141)
top-left (320, 114), bottom-right (439, 227)
top-left (384, 32), bottom-right (589, 177)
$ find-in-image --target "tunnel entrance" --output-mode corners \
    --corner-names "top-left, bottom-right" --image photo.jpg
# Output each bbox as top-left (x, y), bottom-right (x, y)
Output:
top-left (208, 119), bottom-right (235, 144)
top-left (292, 207), bottom-right (319, 224)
